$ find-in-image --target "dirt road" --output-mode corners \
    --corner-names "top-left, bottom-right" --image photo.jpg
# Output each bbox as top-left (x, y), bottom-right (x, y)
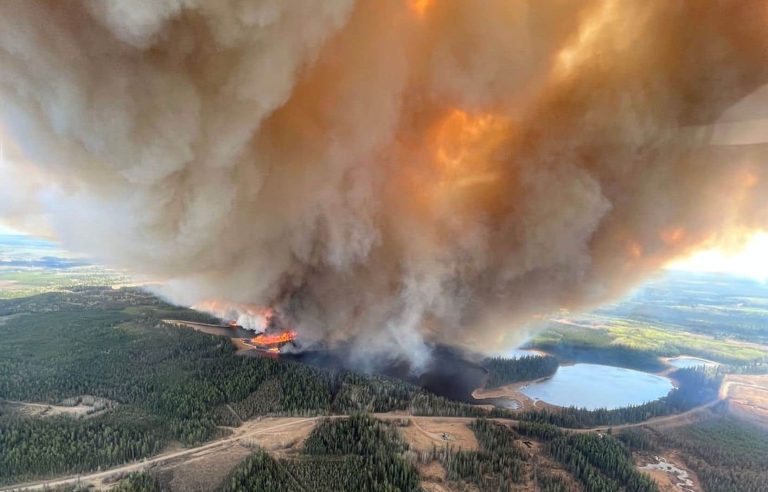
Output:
top-left (1, 399), bottom-right (723, 490)
top-left (0, 418), bottom-right (317, 492)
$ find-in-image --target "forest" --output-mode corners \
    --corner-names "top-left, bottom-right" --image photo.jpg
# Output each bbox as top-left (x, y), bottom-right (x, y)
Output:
top-left (0, 287), bottom-right (485, 485)
top-left (483, 354), bottom-right (559, 388)
top-left (425, 418), bottom-right (529, 489)
top-left (0, 408), bottom-right (165, 485)
top-left (517, 421), bottom-right (658, 492)
top-left (221, 414), bottom-right (421, 492)
top-left (2, 286), bottom-right (763, 490)
top-left (620, 413), bottom-right (768, 492)
top-left (113, 471), bottom-right (163, 492)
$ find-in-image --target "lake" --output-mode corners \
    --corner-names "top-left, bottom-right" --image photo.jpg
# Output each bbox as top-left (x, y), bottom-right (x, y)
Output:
top-left (521, 363), bottom-right (674, 410)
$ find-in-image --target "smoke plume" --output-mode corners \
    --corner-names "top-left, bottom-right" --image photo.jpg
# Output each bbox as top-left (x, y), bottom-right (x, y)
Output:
top-left (1, 0), bottom-right (767, 367)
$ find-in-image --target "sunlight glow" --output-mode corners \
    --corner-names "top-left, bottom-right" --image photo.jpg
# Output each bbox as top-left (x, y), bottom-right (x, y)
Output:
top-left (668, 232), bottom-right (768, 281)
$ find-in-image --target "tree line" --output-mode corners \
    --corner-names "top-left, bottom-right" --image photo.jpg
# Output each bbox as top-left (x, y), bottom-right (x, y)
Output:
top-left (518, 367), bottom-right (721, 428)
top-left (517, 421), bottom-right (658, 492)
top-left (221, 414), bottom-right (421, 492)
top-left (0, 288), bottom-right (481, 485)
top-left (619, 413), bottom-right (768, 492)
top-left (483, 355), bottom-right (559, 388)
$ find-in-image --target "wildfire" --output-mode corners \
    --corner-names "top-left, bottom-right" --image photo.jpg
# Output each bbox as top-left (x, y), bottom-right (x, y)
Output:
top-left (251, 330), bottom-right (297, 346)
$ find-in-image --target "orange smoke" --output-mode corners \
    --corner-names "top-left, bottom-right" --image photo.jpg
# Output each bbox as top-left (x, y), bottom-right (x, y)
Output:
top-left (660, 227), bottom-right (686, 246)
top-left (626, 240), bottom-right (644, 259)
top-left (408, 0), bottom-right (434, 18)
top-left (432, 109), bottom-right (508, 181)
top-left (1, 1), bottom-right (767, 363)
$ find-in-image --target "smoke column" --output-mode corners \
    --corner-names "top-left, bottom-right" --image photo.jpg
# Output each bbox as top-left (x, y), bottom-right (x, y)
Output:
top-left (1, 0), bottom-right (767, 368)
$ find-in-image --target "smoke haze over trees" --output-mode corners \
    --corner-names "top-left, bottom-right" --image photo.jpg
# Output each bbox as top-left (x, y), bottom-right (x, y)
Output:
top-left (1, 1), bottom-right (768, 365)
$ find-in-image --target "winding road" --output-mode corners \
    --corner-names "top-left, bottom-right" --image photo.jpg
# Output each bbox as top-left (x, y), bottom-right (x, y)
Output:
top-left (1, 396), bottom-right (727, 491)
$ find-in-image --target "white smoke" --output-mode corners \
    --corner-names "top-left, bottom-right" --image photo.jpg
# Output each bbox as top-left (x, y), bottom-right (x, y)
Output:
top-left (1, 0), bottom-right (767, 368)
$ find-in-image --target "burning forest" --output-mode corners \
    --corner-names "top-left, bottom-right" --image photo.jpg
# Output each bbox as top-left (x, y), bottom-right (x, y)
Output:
top-left (1, 1), bottom-right (768, 369)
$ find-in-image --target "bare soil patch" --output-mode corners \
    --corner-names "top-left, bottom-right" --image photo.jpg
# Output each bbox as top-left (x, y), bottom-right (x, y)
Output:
top-left (472, 380), bottom-right (558, 412)
top-left (398, 417), bottom-right (479, 452)
top-left (155, 443), bottom-right (253, 492)
top-left (237, 417), bottom-right (317, 455)
top-left (1, 396), bottom-right (115, 419)
top-left (722, 375), bottom-right (768, 428)
top-left (635, 451), bottom-right (701, 492)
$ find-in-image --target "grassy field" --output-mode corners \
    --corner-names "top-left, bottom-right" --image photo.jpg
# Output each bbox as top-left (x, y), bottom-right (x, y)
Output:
top-left (0, 234), bottom-right (131, 299)
top-left (597, 270), bottom-right (768, 344)
top-left (0, 267), bottom-right (131, 299)
top-left (533, 316), bottom-right (767, 365)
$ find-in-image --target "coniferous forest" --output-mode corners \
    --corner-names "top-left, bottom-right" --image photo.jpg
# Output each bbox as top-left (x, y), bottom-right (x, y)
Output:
top-left (221, 415), bottom-right (421, 492)
top-left (0, 288), bottom-right (486, 485)
top-left (483, 355), bottom-right (560, 388)
top-left (518, 367), bottom-right (722, 428)
top-left (618, 413), bottom-right (768, 492)
top-left (2, 286), bottom-right (768, 492)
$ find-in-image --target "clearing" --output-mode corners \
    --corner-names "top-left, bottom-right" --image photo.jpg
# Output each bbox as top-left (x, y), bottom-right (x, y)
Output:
top-left (721, 374), bottom-right (768, 428)
top-left (636, 452), bottom-right (699, 492)
top-left (395, 417), bottom-right (479, 452)
top-left (0, 397), bottom-right (114, 419)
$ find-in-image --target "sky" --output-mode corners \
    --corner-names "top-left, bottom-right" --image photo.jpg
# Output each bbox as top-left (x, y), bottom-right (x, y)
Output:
top-left (0, 223), bottom-right (20, 235)
top-left (667, 232), bottom-right (768, 281)
top-left (1, 216), bottom-right (766, 280)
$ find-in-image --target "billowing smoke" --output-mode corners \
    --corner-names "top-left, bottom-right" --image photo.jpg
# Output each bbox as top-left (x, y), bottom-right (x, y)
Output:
top-left (1, 1), bottom-right (768, 368)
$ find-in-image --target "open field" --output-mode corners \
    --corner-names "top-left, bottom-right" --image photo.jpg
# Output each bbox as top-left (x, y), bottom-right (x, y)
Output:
top-left (635, 452), bottom-right (699, 492)
top-left (397, 417), bottom-right (479, 452)
top-left (0, 267), bottom-right (131, 299)
top-left (0, 417), bottom-right (319, 492)
top-left (597, 270), bottom-right (768, 345)
top-left (156, 417), bottom-right (317, 492)
top-left (721, 374), bottom-right (768, 428)
top-left (0, 400), bottom-right (105, 419)
top-left (535, 317), bottom-right (768, 365)
top-left (0, 400), bottom-right (747, 492)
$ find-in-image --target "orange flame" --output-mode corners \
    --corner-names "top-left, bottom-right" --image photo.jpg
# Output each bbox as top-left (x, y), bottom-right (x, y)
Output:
top-left (251, 330), bottom-right (297, 346)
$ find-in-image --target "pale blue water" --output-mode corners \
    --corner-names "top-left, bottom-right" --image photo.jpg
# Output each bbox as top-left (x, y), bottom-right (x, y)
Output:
top-left (521, 363), bottom-right (674, 410)
top-left (668, 356), bottom-right (719, 369)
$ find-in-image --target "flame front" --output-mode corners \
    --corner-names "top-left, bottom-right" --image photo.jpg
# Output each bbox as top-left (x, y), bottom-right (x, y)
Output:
top-left (251, 330), bottom-right (297, 346)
